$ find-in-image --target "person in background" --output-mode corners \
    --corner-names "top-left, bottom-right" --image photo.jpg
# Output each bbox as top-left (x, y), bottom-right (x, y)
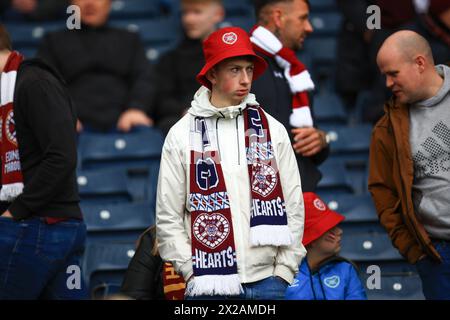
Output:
top-left (285, 192), bottom-right (367, 300)
top-left (37, 0), bottom-right (155, 133)
top-left (153, 0), bottom-right (225, 135)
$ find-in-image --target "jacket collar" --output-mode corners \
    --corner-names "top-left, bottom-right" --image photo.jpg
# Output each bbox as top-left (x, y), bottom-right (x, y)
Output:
top-left (188, 86), bottom-right (260, 119)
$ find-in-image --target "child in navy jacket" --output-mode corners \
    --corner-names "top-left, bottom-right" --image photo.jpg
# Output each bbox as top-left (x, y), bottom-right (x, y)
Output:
top-left (285, 192), bottom-right (367, 300)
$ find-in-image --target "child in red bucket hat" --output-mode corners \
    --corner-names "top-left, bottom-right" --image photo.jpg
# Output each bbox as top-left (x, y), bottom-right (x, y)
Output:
top-left (285, 192), bottom-right (367, 300)
top-left (156, 26), bottom-right (306, 299)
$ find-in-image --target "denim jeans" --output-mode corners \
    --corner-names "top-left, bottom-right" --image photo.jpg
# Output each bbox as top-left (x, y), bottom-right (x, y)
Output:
top-left (186, 276), bottom-right (288, 300)
top-left (416, 239), bottom-right (450, 300)
top-left (0, 216), bottom-right (88, 300)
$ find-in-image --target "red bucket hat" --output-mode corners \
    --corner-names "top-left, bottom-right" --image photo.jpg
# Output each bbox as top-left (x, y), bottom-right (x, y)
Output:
top-left (302, 192), bottom-right (345, 246)
top-left (196, 26), bottom-right (268, 89)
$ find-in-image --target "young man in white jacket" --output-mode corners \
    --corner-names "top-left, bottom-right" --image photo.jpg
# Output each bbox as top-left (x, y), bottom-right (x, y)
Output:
top-left (156, 27), bottom-right (306, 299)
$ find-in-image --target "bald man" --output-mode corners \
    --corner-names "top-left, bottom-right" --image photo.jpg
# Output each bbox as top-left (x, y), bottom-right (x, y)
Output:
top-left (368, 30), bottom-right (450, 300)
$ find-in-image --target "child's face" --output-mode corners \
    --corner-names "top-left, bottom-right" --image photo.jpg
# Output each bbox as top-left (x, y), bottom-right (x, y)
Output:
top-left (311, 226), bottom-right (343, 256)
top-left (208, 57), bottom-right (254, 106)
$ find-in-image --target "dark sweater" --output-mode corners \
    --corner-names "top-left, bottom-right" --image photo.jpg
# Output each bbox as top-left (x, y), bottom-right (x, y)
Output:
top-left (0, 58), bottom-right (82, 220)
top-left (153, 36), bottom-right (205, 135)
top-left (252, 53), bottom-right (329, 192)
top-left (37, 24), bottom-right (155, 131)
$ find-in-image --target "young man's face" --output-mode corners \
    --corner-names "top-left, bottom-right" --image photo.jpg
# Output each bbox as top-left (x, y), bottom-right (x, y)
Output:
top-left (181, 1), bottom-right (224, 40)
top-left (310, 226), bottom-right (343, 256)
top-left (208, 57), bottom-right (255, 106)
top-left (277, 0), bottom-right (313, 51)
top-left (72, 0), bottom-right (111, 28)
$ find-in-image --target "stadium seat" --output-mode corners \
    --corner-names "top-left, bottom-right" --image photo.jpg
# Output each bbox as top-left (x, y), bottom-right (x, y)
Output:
top-left (109, 0), bottom-right (161, 19)
top-left (340, 223), bottom-right (403, 261)
top-left (78, 127), bottom-right (164, 170)
top-left (81, 201), bottom-right (154, 233)
top-left (219, 17), bottom-right (256, 33)
top-left (313, 92), bottom-right (348, 126)
top-left (357, 261), bottom-right (425, 300)
top-left (309, 12), bottom-right (342, 36)
top-left (324, 124), bottom-right (372, 158)
top-left (82, 242), bottom-right (136, 299)
top-left (145, 42), bottom-right (177, 63)
top-left (309, 0), bottom-right (338, 12)
top-left (110, 18), bottom-right (181, 45)
top-left (317, 160), bottom-right (354, 197)
top-left (4, 21), bottom-right (66, 47)
top-left (77, 168), bottom-right (132, 204)
top-left (223, 0), bottom-right (254, 18)
top-left (321, 194), bottom-right (378, 223)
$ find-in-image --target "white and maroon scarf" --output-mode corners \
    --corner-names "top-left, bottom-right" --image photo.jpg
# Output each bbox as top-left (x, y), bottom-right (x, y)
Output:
top-left (0, 51), bottom-right (24, 201)
top-left (250, 25), bottom-right (315, 128)
top-left (188, 106), bottom-right (292, 296)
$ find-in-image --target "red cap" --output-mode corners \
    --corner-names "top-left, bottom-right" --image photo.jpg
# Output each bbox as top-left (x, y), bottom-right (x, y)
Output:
top-left (196, 26), bottom-right (268, 89)
top-left (302, 192), bottom-right (345, 246)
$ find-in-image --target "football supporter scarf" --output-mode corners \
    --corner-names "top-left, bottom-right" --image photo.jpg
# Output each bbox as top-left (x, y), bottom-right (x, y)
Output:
top-left (0, 51), bottom-right (24, 202)
top-left (188, 105), bottom-right (292, 296)
top-left (250, 25), bottom-right (315, 128)
top-left (162, 262), bottom-right (186, 300)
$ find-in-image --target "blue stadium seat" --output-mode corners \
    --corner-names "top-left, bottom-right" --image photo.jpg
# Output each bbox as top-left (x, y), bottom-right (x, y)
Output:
top-left (223, 0), bottom-right (254, 18)
top-left (310, 0), bottom-right (338, 12)
top-left (145, 42), bottom-right (177, 63)
top-left (82, 201), bottom-right (154, 233)
top-left (325, 124), bottom-right (372, 157)
top-left (82, 242), bottom-right (136, 299)
top-left (340, 223), bottom-right (403, 261)
top-left (5, 21), bottom-right (66, 46)
top-left (309, 12), bottom-right (342, 36)
top-left (109, 0), bottom-right (161, 19)
top-left (110, 18), bottom-right (181, 45)
top-left (17, 47), bottom-right (37, 59)
top-left (313, 92), bottom-right (348, 126)
top-left (77, 168), bottom-right (132, 204)
top-left (317, 160), bottom-right (354, 197)
top-left (219, 16), bottom-right (256, 32)
top-left (304, 37), bottom-right (338, 67)
top-left (321, 194), bottom-right (378, 223)
top-left (78, 127), bottom-right (164, 170)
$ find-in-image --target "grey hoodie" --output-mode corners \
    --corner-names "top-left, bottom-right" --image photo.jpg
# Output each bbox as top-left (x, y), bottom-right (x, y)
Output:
top-left (410, 64), bottom-right (450, 240)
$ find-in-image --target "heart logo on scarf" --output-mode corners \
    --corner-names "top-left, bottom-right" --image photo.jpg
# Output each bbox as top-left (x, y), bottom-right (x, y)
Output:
top-left (193, 212), bottom-right (230, 249)
top-left (251, 163), bottom-right (277, 197)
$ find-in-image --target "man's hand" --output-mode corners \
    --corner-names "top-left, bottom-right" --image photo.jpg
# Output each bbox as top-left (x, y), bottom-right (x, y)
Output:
top-left (1, 210), bottom-right (13, 219)
top-left (12, 0), bottom-right (37, 13)
top-left (117, 109), bottom-right (154, 132)
top-left (76, 119), bottom-right (83, 133)
top-left (291, 127), bottom-right (327, 157)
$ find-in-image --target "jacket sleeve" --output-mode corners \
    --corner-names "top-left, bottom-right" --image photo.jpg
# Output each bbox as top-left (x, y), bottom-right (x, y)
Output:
top-left (155, 129), bottom-right (193, 281)
top-left (345, 265), bottom-right (367, 300)
top-left (368, 128), bottom-right (425, 263)
top-left (273, 122), bottom-right (307, 284)
top-left (8, 79), bottom-right (78, 219)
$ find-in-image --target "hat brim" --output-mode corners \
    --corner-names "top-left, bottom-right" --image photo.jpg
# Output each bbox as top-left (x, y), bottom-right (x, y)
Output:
top-left (196, 48), bottom-right (268, 89)
top-left (302, 211), bottom-right (345, 247)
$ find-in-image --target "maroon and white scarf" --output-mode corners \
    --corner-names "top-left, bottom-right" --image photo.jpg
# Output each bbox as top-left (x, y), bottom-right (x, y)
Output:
top-left (0, 51), bottom-right (24, 201)
top-left (250, 25), bottom-right (315, 128)
top-left (188, 106), bottom-right (293, 296)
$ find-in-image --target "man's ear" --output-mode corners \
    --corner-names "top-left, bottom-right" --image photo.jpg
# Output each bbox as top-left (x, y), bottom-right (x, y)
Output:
top-left (415, 55), bottom-right (426, 73)
top-left (272, 7), bottom-right (284, 29)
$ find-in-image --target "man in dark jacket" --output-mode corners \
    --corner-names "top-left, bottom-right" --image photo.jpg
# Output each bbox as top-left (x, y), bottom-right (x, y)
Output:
top-left (0, 24), bottom-right (87, 299)
top-left (153, 0), bottom-right (224, 135)
top-left (250, 0), bottom-right (329, 192)
top-left (37, 0), bottom-right (155, 133)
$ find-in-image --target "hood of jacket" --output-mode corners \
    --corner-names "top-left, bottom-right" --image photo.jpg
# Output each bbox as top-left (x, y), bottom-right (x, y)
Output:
top-left (188, 86), bottom-right (260, 119)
